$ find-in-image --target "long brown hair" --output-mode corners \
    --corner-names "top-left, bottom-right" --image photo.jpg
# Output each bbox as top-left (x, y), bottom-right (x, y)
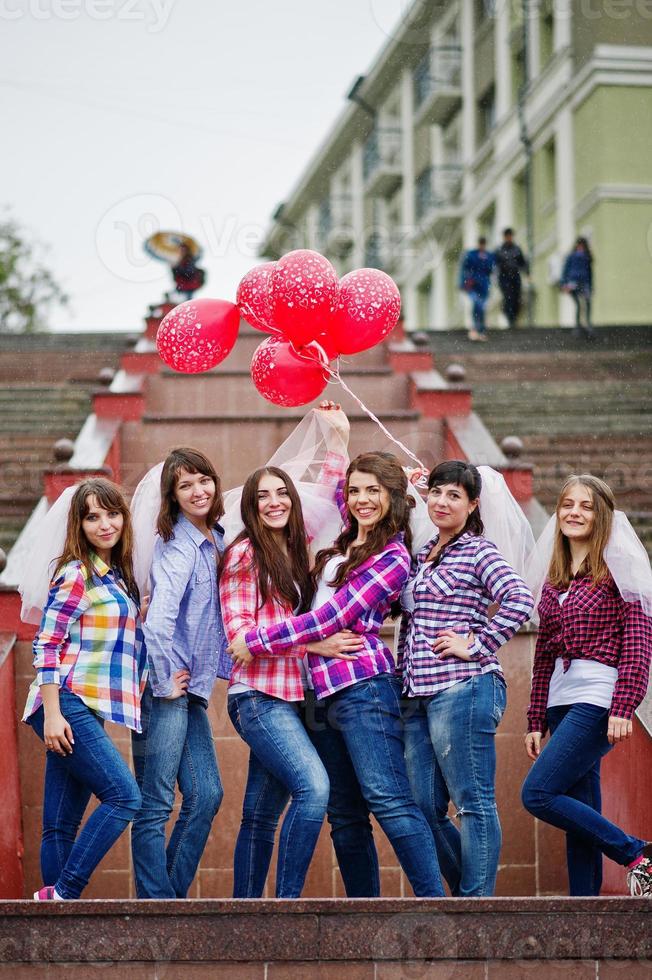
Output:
top-left (157, 447), bottom-right (224, 543)
top-left (225, 466), bottom-right (314, 612)
top-left (54, 478), bottom-right (139, 600)
top-left (548, 474), bottom-right (614, 589)
top-left (313, 452), bottom-right (413, 589)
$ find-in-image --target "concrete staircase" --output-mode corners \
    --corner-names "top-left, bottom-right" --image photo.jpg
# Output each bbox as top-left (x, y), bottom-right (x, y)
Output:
top-left (120, 326), bottom-right (444, 494)
top-left (0, 335), bottom-right (129, 553)
top-left (427, 328), bottom-right (652, 554)
top-left (0, 386), bottom-right (102, 551)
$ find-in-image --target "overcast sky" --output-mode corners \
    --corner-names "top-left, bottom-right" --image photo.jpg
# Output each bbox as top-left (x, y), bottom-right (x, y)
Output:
top-left (1, 0), bottom-right (410, 330)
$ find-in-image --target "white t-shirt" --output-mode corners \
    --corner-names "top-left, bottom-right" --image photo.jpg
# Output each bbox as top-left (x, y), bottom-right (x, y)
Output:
top-left (546, 589), bottom-right (617, 710)
top-left (313, 554), bottom-right (346, 609)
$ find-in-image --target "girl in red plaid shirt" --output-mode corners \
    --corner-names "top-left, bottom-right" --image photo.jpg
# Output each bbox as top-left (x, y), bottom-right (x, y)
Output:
top-left (220, 403), bottom-right (363, 898)
top-left (522, 475), bottom-right (652, 896)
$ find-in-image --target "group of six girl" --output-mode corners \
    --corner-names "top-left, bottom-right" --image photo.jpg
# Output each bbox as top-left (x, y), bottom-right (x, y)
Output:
top-left (22, 402), bottom-right (652, 901)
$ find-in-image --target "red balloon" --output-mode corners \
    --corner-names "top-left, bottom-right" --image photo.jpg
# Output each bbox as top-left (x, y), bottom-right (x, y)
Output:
top-left (236, 262), bottom-right (277, 334)
top-left (327, 268), bottom-right (401, 355)
top-left (156, 298), bottom-right (240, 373)
top-left (251, 336), bottom-right (329, 407)
top-left (271, 249), bottom-right (339, 348)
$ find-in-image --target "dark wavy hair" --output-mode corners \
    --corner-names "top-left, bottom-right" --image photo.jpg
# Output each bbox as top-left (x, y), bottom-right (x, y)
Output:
top-left (156, 447), bottom-right (224, 543)
top-left (313, 452), bottom-right (413, 589)
top-left (54, 478), bottom-right (138, 601)
top-left (427, 460), bottom-right (484, 553)
top-left (225, 466), bottom-right (314, 613)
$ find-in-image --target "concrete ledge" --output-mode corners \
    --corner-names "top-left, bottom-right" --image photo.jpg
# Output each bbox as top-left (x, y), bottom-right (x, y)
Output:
top-left (142, 410), bottom-right (421, 424)
top-left (94, 371), bottom-right (146, 422)
top-left (409, 371), bottom-right (472, 418)
top-left (388, 342), bottom-right (434, 374)
top-left (0, 899), bottom-right (650, 966)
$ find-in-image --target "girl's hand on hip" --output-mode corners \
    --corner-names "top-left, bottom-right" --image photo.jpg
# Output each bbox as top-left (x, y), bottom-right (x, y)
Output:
top-left (228, 634), bottom-right (254, 667)
top-left (524, 732), bottom-right (542, 761)
top-left (43, 711), bottom-right (74, 756)
top-left (433, 629), bottom-right (475, 661)
top-left (140, 594), bottom-right (150, 621)
top-left (164, 668), bottom-right (191, 700)
top-left (306, 631), bottom-right (363, 660)
top-left (607, 715), bottom-right (632, 745)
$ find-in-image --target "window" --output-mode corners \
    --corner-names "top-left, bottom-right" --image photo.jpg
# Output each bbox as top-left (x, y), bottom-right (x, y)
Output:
top-left (475, 0), bottom-right (496, 25)
top-left (417, 274), bottom-right (433, 329)
top-left (476, 85), bottom-right (496, 147)
top-left (541, 138), bottom-right (556, 207)
top-left (540, 0), bottom-right (554, 67)
top-left (511, 43), bottom-right (526, 103)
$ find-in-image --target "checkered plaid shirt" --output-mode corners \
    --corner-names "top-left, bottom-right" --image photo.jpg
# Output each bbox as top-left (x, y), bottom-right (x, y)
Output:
top-left (23, 555), bottom-right (147, 732)
top-left (245, 537), bottom-right (412, 699)
top-left (220, 538), bottom-right (309, 701)
top-left (219, 448), bottom-right (347, 701)
top-left (397, 531), bottom-right (534, 697)
top-left (527, 576), bottom-right (652, 733)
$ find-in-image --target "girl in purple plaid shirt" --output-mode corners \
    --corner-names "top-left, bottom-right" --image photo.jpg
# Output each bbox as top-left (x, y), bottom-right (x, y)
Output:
top-left (522, 475), bottom-right (652, 896)
top-left (398, 460), bottom-right (534, 897)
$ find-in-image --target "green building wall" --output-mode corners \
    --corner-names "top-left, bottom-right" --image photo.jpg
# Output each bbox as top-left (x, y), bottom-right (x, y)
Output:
top-left (573, 86), bottom-right (652, 324)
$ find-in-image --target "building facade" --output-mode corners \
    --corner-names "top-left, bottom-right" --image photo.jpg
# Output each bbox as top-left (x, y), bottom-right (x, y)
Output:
top-left (260, 0), bottom-right (652, 330)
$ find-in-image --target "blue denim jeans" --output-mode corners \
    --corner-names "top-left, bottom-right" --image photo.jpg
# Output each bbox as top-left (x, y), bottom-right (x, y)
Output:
top-left (468, 291), bottom-right (488, 334)
top-left (403, 672), bottom-right (507, 897)
top-left (310, 673), bottom-right (445, 897)
top-left (27, 688), bottom-right (141, 899)
top-left (521, 702), bottom-right (645, 895)
top-left (228, 690), bottom-right (329, 898)
top-left (131, 685), bottom-right (223, 898)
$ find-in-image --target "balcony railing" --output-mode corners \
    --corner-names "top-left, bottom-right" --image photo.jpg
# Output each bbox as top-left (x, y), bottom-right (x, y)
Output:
top-left (413, 46), bottom-right (463, 127)
top-left (415, 165), bottom-right (464, 236)
top-left (325, 195), bottom-right (355, 257)
top-left (364, 229), bottom-right (402, 273)
top-left (363, 127), bottom-right (403, 197)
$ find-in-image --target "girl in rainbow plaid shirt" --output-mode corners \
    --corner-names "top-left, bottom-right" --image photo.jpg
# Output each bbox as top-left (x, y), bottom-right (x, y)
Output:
top-left (24, 478), bottom-right (147, 901)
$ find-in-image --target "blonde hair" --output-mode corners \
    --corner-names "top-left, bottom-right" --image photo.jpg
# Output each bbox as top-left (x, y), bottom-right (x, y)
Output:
top-left (548, 474), bottom-right (615, 589)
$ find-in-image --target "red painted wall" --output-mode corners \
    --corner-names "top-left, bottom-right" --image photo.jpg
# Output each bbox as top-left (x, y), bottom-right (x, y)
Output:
top-left (601, 715), bottom-right (652, 894)
top-left (0, 638), bottom-right (24, 898)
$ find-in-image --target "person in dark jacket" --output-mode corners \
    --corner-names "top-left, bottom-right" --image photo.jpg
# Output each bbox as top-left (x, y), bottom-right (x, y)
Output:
top-left (459, 237), bottom-right (495, 341)
top-left (560, 237), bottom-right (594, 339)
top-left (495, 228), bottom-right (529, 329)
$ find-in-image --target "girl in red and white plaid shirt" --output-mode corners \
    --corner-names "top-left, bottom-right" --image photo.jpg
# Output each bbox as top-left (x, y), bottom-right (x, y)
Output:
top-left (522, 475), bottom-right (652, 896)
top-left (219, 403), bottom-right (362, 898)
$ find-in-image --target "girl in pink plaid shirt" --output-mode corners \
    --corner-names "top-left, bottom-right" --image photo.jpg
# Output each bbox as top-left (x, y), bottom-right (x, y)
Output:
top-left (220, 403), bottom-right (362, 898)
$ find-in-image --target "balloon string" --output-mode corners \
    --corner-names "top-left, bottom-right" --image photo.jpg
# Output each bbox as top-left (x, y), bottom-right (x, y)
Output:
top-left (324, 357), bottom-right (427, 470)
